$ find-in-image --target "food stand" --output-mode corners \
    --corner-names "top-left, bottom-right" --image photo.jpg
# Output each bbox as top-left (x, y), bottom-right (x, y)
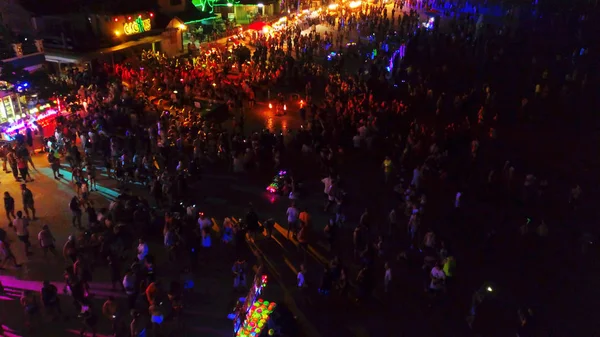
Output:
top-left (229, 267), bottom-right (277, 337)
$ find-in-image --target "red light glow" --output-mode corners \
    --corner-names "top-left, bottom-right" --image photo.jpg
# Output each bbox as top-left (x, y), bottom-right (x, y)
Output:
top-left (128, 16), bottom-right (132, 20)
top-left (114, 18), bottom-right (119, 22)
top-left (150, 13), bottom-right (154, 17)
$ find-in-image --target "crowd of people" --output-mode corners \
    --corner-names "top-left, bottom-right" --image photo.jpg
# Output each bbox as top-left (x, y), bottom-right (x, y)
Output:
top-left (0, 0), bottom-right (598, 335)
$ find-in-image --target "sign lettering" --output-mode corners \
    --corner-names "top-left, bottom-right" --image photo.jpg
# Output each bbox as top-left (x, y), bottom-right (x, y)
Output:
top-left (123, 18), bottom-right (151, 35)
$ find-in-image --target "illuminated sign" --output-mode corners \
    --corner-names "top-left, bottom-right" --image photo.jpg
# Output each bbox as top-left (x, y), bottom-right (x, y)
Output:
top-left (123, 17), bottom-right (151, 35)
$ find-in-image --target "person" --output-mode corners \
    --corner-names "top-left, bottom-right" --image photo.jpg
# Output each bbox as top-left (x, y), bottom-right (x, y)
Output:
top-left (108, 254), bottom-right (124, 291)
top-left (4, 191), bottom-right (15, 224)
top-left (429, 261), bottom-right (446, 293)
top-left (384, 262), bottom-right (392, 293)
top-left (78, 301), bottom-right (98, 337)
top-left (41, 280), bottom-right (62, 320)
top-left (70, 196), bottom-right (83, 229)
top-left (20, 184), bottom-right (36, 220)
top-left (297, 264), bottom-right (307, 288)
top-left (137, 238), bottom-right (149, 262)
top-left (102, 296), bottom-right (121, 336)
top-left (149, 301), bottom-right (165, 334)
top-left (0, 236), bottom-right (20, 269)
top-left (49, 150), bottom-right (63, 179)
top-left (232, 259), bottom-right (247, 291)
top-left (12, 210), bottom-right (32, 256)
top-left (286, 201), bottom-right (299, 239)
top-left (382, 156), bottom-right (394, 183)
top-left (21, 290), bottom-right (40, 331)
top-left (63, 235), bottom-right (78, 262)
top-left (130, 309), bottom-right (148, 337)
top-left (245, 205), bottom-right (260, 240)
top-left (17, 156), bottom-right (33, 182)
top-left (123, 270), bottom-right (138, 310)
top-left (197, 212), bottom-right (212, 231)
top-left (38, 224), bottom-right (58, 258)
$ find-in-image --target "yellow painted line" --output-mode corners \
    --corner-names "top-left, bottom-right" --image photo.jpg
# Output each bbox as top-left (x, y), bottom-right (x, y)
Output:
top-left (274, 222), bottom-right (328, 265)
top-left (211, 218), bottom-right (220, 233)
top-left (273, 222), bottom-right (299, 247)
top-left (283, 257), bottom-right (299, 274)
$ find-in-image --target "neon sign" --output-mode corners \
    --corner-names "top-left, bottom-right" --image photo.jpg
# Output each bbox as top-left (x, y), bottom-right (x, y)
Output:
top-left (123, 17), bottom-right (151, 35)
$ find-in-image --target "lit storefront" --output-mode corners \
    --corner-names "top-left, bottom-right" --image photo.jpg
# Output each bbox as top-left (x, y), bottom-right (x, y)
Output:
top-left (0, 87), bottom-right (59, 139)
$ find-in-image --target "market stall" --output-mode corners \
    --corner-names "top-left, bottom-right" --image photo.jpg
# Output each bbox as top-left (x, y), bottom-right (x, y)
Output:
top-left (229, 267), bottom-right (278, 337)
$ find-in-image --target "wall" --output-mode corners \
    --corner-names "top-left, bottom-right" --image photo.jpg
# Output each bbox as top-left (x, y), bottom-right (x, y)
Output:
top-left (34, 12), bottom-right (157, 51)
top-left (158, 0), bottom-right (187, 14)
top-left (0, 0), bottom-right (35, 34)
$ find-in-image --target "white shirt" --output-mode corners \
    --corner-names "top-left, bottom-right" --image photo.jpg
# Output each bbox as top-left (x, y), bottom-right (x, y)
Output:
top-left (137, 243), bottom-right (148, 261)
top-left (286, 207), bottom-right (299, 223)
top-left (321, 177), bottom-right (332, 194)
top-left (198, 217), bottom-right (212, 230)
top-left (297, 271), bottom-right (305, 287)
top-left (12, 218), bottom-right (29, 236)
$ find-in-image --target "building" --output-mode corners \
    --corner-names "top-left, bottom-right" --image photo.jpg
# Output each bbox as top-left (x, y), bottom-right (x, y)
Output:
top-left (212, 0), bottom-right (279, 24)
top-left (18, 0), bottom-right (162, 66)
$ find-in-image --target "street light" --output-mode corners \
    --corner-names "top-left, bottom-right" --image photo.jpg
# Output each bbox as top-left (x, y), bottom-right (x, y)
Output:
top-left (257, 3), bottom-right (264, 15)
top-left (257, 3), bottom-right (264, 6)
top-left (227, 2), bottom-right (233, 6)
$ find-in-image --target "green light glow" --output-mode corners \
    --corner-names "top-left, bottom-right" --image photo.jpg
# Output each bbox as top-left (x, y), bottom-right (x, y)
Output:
top-left (192, 0), bottom-right (219, 12)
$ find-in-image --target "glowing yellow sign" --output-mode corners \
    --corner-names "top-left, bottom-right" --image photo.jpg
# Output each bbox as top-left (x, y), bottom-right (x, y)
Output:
top-left (123, 18), bottom-right (151, 35)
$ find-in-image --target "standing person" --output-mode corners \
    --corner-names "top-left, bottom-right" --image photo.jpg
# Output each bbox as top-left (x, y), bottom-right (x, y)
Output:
top-left (382, 156), bottom-right (394, 183)
top-left (41, 280), bottom-right (62, 320)
top-left (49, 150), bottom-right (62, 179)
top-left (298, 207), bottom-right (311, 229)
top-left (286, 201), bottom-right (299, 239)
top-left (102, 296), bottom-right (121, 336)
top-left (232, 259), bottom-right (247, 291)
top-left (130, 309), bottom-right (148, 337)
top-left (70, 196), bottom-right (83, 229)
top-left (17, 156), bottom-right (33, 182)
top-left (20, 184), bottom-right (36, 220)
top-left (38, 224), bottom-right (58, 258)
top-left (384, 262), bottom-right (392, 293)
top-left (123, 270), bottom-right (138, 310)
top-left (244, 205), bottom-right (260, 241)
top-left (12, 211), bottom-right (32, 256)
top-left (4, 191), bottom-right (15, 224)
top-left (137, 238), bottom-right (149, 263)
top-left (20, 290), bottom-right (40, 331)
top-left (6, 149), bottom-right (19, 181)
top-left (63, 235), bottom-right (78, 263)
top-left (108, 254), bottom-right (124, 291)
top-left (78, 301), bottom-right (98, 337)
top-left (86, 164), bottom-right (97, 191)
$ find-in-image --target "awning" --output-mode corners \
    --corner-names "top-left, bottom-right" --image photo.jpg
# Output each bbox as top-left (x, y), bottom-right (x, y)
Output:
top-left (45, 52), bottom-right (86, 64)
top-left (96, 35), bottom-right (162, 55)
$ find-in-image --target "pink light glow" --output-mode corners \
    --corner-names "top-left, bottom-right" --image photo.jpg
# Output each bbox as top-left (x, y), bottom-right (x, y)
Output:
top-left (4, 109), bottom-right (58, 134)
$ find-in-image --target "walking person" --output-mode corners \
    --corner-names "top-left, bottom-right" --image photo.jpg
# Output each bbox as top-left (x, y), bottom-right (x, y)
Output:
top-left (0, 236), bottom-right (21, 269)
top-left (70, 196), bottom-right (83, 229)
top-left (4, 191), bottom-right (15, 225)
top-left (17, 156), bottom-right (33, 182)
top-left (286, 201), bottom-right (299, 239)
top-left (21, 184), bottom-right (36, 220)
top-left (12, 211), bottom-right (32, 256)
top-left (38, 224), bottom-right (58, 258)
